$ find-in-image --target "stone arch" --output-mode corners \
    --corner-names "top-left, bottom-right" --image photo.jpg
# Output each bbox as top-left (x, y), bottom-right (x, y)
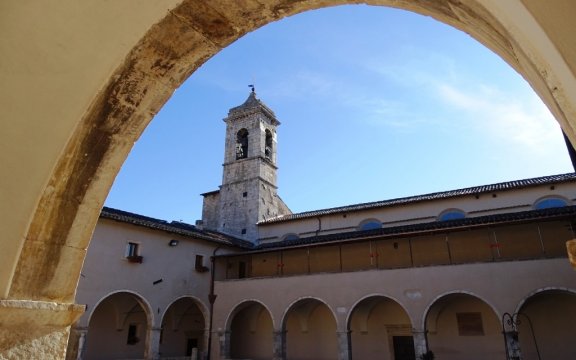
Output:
top-left (225, 299), bottom-right (276, 331)
top-left (513, 287), bottom-right (576, 360)
top-left (421, 290), bottom-right (500, 330)
top-left (514, 286), bottom-right (576, 313)
top-left (160, 295), bottom-right (209, 328)
top-left (8, 0), bottom-right (576, 308)
top-left (347, 294), bottom-right (414, 360)
top-left (347, 293), bottom-right (413, 328)
top-left (226, 300), bottom-right (275, 360)
top-left (423, 291), bottom-right (503, 360)
top-left (282, 297), bottom-right (338, 360)
top-left (84, 291), bottom-right (153, 360)
top-left (4, 0), bottom-right (576, 355)
top-left (86, 290), bottom-right (153, 328)
top-left (160, 296), bottom-right (208, 358)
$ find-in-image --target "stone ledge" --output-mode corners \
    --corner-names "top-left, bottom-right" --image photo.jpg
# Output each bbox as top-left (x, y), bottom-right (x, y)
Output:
top-left (0, 299), bottom-right (85, 327)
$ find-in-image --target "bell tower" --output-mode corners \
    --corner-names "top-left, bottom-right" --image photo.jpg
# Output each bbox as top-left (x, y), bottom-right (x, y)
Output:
top-left (201, 89), bottom-right (291, 243)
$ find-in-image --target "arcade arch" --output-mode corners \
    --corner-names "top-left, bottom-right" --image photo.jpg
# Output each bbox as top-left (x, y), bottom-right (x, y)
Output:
top-left (160, 297), bottom-right (207, 358)
top-left (84, 291), bottom-right (152, 360)
top-left (424, 292), bottom-right (502, 360)
top-left (227, 300), bottom-right (274, 360)
top-left (348, 295), bottom-right (414, 360)
top-left (515, 288), bottom-right (576, 360)
top-left (282, 298), bottom-right (338, 360)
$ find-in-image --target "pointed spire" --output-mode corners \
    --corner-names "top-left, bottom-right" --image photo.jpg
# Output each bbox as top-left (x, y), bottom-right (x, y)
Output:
top-left (240, 89), bottom-right (260, 108)
top-left (226, 87), bottom-right (279, 125)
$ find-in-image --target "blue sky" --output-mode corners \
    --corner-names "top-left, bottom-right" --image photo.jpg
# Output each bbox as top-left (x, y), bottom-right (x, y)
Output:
top-left (105, 5), bottom-right (573, 223)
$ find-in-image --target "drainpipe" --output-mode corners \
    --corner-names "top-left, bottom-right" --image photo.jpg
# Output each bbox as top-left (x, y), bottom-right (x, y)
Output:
top-left (315, 216), bottom-right (322, 237)
top-left (207, 246), bottom-right (221, 360)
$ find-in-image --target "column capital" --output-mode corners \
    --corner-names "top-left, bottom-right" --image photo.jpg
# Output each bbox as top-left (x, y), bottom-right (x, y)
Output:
top-left (0, 300), bottom-right (85, 357)
top-left (0, 299), bottom-right (85, 328)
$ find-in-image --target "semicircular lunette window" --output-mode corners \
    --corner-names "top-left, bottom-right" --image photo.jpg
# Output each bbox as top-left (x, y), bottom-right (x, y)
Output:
top-left (438, 209), bottom-right (466, 221)
top-left (534, 197), bottom-right (568, 210)
top-left (359, 219), bottom-right (382, 231)
top-left (282, 233), bottom-right (300, 242)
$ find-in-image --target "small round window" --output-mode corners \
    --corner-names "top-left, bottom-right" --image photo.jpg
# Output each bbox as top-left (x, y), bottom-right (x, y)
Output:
top-left (438, 209), bottom-right (466, 221)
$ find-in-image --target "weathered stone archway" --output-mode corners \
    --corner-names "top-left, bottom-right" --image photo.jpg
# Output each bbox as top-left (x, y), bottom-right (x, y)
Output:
top-left (3, 0), bottom-right (576, 357)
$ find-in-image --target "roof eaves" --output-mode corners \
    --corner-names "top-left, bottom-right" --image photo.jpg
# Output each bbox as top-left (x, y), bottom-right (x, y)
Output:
top-left (100, 207), bottom-right (253, 249)
top-left (260, 173), bottom-right (576, 225)
top-left (252, 205), bottom-right (576, 251)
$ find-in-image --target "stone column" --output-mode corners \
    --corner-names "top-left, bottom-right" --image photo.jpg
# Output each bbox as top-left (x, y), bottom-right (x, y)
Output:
top-left (218, 330), bottom-right (231, 359)
top-left (412, 329), bottom-right (429, 359)
top-left (336, 330), bottom-right (351, 360)
top-left (0, 300), bottom-right (85, 359)
top-left (145, 326), bottom-right (162, 360)
top-left (75, 327), bottom-right (88, 360)
top-left (503, 331), bottom-right (522, 360)
top-left (272, 330), bottom-right (286, 360)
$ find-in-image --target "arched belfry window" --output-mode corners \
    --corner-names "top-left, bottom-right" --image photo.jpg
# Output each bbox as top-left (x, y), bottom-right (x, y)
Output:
top-left (265, 129), bottom-right (273, 160)
top-left (236, 129), bottom-right (248, 160)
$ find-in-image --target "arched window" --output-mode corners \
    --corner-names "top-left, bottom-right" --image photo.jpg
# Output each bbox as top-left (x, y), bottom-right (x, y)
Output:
top-left (265, 129), bottom-right (273, 160)
top-left (534, 197), bottom-right (568, 209)
top-left (236, 129), bottom-right (248, 160)
top-left (438, 209), bottom-right (466, 221)
top-left (282, 233), bottom-right (299, 242)
top-left (358, 219), bottom-right (382, 231)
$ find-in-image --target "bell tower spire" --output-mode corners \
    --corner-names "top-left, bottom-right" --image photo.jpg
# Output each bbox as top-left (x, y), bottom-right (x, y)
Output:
top-left (201, 90), bottom-right (291, 243)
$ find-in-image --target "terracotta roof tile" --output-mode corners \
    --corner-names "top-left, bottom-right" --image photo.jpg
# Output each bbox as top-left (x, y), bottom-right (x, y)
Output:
top-left (255, 205), bottom-right (576, 251)
top-left (259, 173), bottom-right (576, 224)
top-left (100, 207), bottom-right (252, 248)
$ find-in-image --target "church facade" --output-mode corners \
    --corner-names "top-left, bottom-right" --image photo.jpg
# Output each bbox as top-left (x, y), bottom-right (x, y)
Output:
top-left (69, 92), bottom-right (576, 360)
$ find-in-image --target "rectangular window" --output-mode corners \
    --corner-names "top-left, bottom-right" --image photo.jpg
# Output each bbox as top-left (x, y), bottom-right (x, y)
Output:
top-left (126, 242), bottom-right (139, 257)
top-left (127, 324), bottom-right (139, 344)
top-left (195, 255), bottom-right (208, 272)
top-left (125, 242), bottom-right (143, 263)
top-left (457, 312), bottom-right (484, 336)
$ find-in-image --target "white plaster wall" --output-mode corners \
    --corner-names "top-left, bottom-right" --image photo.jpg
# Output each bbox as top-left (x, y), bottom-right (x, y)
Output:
top-left (213, 258), bottom-right (576, 335)
top-left (258, 182), bottom-right (576, 241)
top-left (75, 218), bottom-right (215, 328)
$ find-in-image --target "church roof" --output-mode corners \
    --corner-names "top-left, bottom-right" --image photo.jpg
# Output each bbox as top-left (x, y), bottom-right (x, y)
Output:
top-left (250, 204), bottom-right (576, 251)
top-left (100, 207), bottom-right (253, 248)
top-left (227, 90), bottom-right (279, 124)
top-left (259, 172), bottom-right (576, 225)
